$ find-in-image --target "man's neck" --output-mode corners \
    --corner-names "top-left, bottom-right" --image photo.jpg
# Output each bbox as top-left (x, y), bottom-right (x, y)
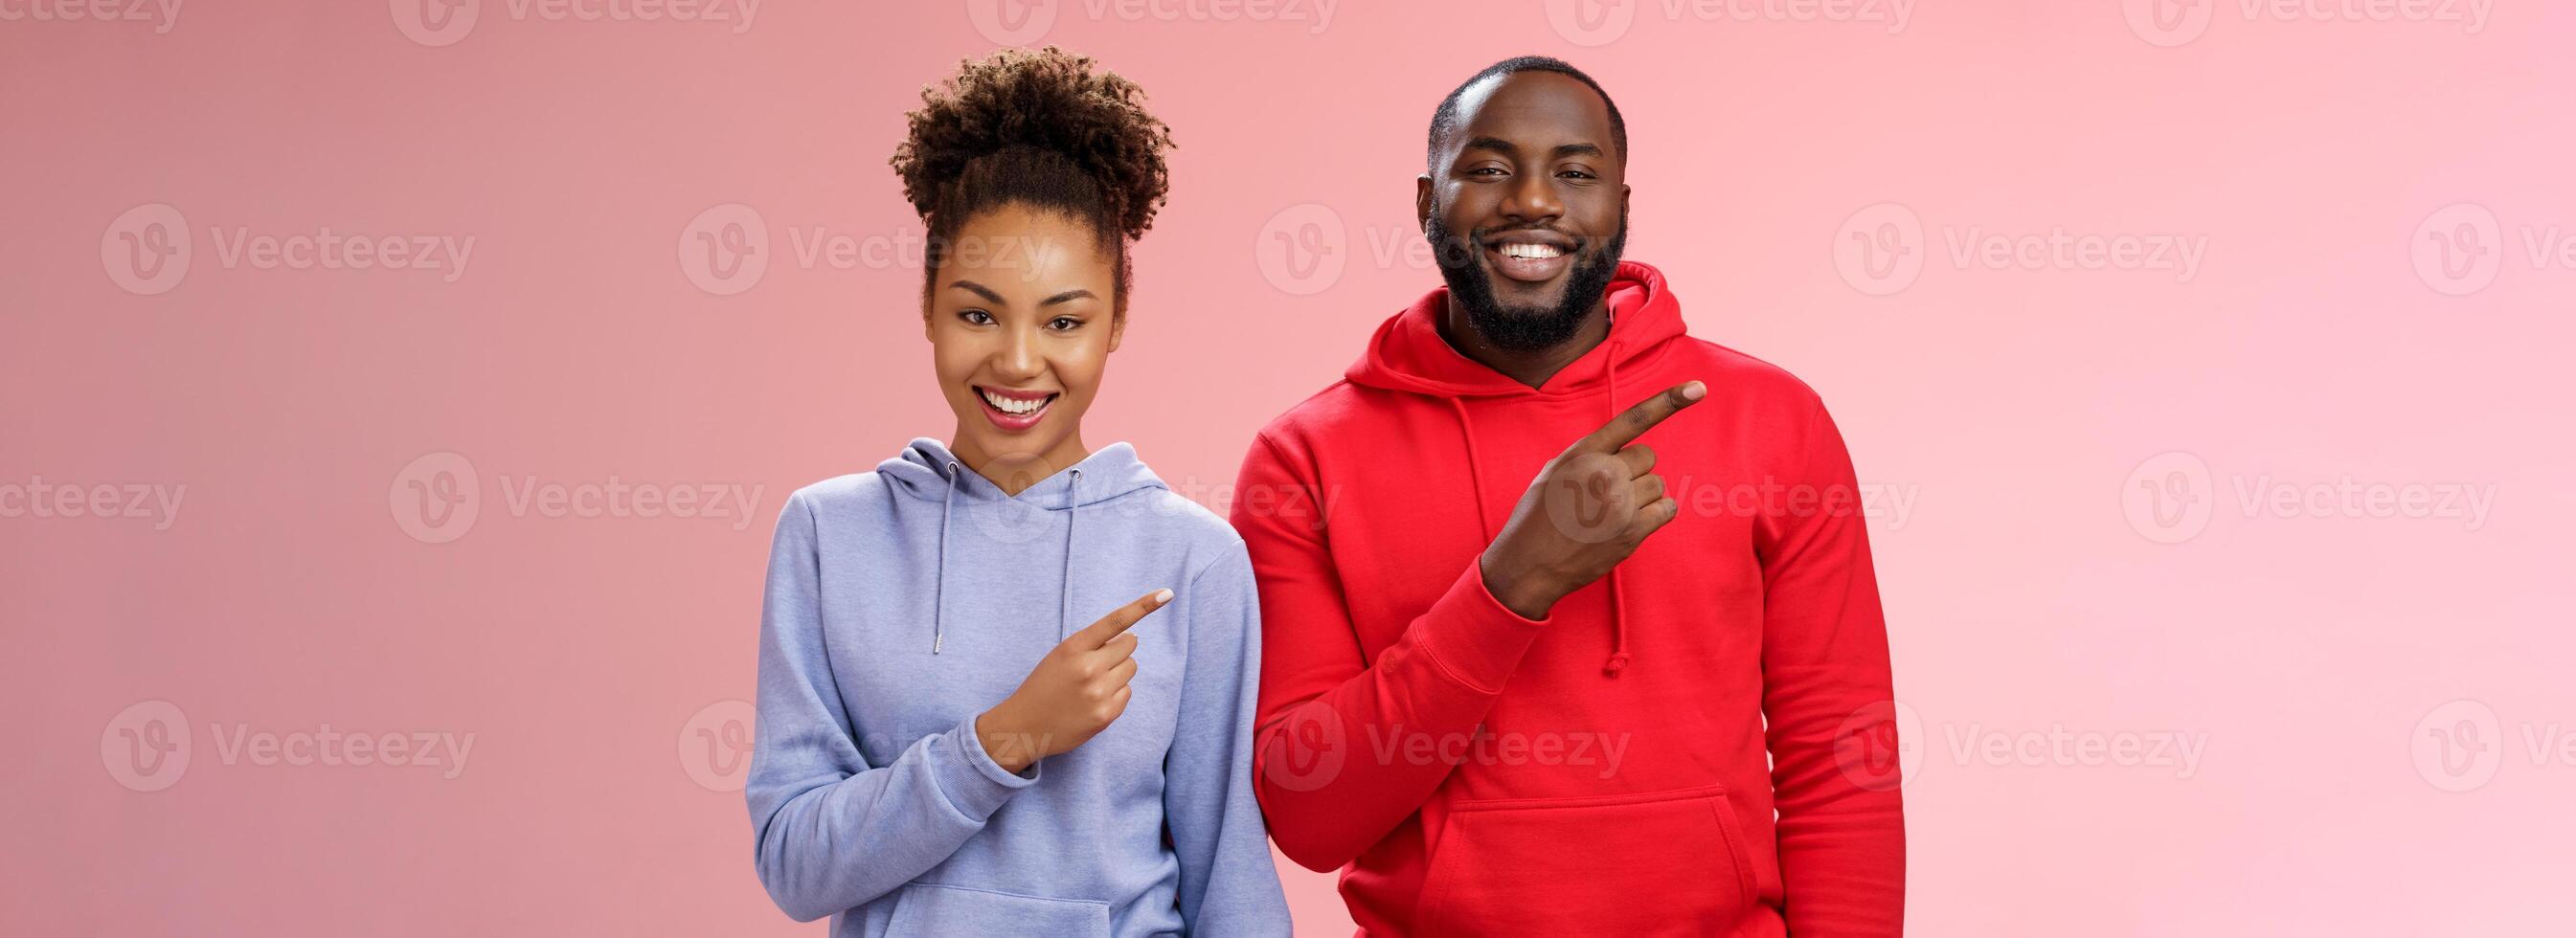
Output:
top-left (1438, 297), bottom-right (1613, 390)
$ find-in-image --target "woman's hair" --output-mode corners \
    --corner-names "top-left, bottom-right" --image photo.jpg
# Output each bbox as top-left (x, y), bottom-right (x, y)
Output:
top-left (892, 47), bottom-right (1175, 320)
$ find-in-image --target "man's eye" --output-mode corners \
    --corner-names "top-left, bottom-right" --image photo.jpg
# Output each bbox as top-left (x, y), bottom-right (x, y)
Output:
top-left (1561, 169), bottom-right (1596, 180)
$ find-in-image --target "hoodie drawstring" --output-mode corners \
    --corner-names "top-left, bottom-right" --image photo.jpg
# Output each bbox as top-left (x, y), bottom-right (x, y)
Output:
top-left (934, 461), bottom-right (960, 654)
top-left (1057, 468), bottom-right (1082, 643)
top-left (1446, 398), bottom-right (1493, 542)
top-left (936, 462), bottom-right (1089, 652)
top-left (1601, 338), bottom-right (1632, 678)
top-left (1444, 334), bottom-right (1634, 678)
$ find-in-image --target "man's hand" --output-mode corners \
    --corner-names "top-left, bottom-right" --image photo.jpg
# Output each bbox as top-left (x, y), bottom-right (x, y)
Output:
top-left (1479, 381), bottom-right (1705, 619)
top-left (975, 589), bottom-right (1172, 773)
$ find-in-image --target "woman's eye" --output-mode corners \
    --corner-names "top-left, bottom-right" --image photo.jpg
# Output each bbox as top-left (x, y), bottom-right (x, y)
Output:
top-left (1048, 317), bottom-right (1082, 332)
top-left (960, 309), bottom-right (994, 325)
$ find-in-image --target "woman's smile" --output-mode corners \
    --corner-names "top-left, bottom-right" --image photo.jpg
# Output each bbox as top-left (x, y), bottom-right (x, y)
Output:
top-left (975, 385), bottom-right (1060, 431)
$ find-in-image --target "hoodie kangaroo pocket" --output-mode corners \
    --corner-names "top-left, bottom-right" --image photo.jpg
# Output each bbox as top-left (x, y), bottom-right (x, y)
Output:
top-left (882, 882), bottom-right (1110, 937)
top-left (1416, 786), bottom-right (1757, 937)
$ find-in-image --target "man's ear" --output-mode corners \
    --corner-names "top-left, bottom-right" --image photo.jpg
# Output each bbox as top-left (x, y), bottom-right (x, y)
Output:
top-left (1620, 182), bottom-right (1631, 220)
top-left (1416, 174), bottom-right (1435, 234)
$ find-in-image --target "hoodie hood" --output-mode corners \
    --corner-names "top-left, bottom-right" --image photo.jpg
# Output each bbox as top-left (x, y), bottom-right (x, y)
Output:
top-left (878, 437), bottom-right (1169, 654)
top-left (1342, 260), bottom-right (1686, 678)
top-left (879, 437), bottom-right (1168, 508)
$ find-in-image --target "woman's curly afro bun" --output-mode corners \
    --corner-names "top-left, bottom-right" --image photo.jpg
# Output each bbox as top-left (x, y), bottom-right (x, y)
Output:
top-left (891, 47), bottom-right (1175, 316)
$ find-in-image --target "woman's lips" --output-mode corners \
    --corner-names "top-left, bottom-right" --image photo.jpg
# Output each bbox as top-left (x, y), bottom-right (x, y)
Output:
top-left (975, 386), bottom-right (1058, 432)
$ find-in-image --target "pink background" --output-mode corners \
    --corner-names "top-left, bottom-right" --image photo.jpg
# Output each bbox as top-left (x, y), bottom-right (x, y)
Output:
top-left (7, 1), bottom-right (2572, 934)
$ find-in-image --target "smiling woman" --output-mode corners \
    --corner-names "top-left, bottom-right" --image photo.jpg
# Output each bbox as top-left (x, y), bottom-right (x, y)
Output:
top-left (744, 47), bottom-right (1291, 938)
top-left (890, 47), bottom-right (1175, 493)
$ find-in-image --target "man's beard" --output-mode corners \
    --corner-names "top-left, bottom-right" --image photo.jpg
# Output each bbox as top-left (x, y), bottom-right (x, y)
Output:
top-left (1429, 212), bottom-right (1628, 351)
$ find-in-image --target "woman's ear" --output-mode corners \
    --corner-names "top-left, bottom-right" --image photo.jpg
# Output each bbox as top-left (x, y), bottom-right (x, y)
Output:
top-left (1108, 313), bottom-right (1126, 353)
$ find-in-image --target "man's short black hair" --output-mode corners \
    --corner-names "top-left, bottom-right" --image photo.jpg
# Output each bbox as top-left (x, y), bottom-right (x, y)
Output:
top-left (1426, 56), bottom-right (1627, 174)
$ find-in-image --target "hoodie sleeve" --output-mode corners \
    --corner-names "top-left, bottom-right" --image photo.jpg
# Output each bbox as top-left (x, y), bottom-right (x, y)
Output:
top-left (1755, 399), bottom-right (1907, 937)
top-left (1161, 540), bottom-right (1293, 935)
top-left (1234, 431), bottom-right (1549, 872)
top-left (746, 491), bottom-right (1040, 923)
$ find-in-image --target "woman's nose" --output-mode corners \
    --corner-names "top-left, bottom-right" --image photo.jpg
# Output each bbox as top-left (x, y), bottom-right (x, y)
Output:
top-left (991, 325), bottom-right (1043, 380)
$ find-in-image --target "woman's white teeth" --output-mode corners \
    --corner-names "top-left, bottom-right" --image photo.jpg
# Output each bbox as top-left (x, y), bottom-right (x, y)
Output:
top-left (1499, 242), bottom-right (1565, 259)
top-left (981, 389), bottom-right (1051, 415)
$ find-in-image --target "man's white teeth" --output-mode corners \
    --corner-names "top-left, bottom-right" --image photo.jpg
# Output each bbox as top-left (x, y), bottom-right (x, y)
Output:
top-left (982, 389), bottom-right (1051, 415)
top-left (1499, 242), bottom-right (1565, 259)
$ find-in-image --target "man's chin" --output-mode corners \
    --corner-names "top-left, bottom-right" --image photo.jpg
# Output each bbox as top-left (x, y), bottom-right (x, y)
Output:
top-left (1480, 270), bottom-right (1569, 310)
top-left (1480, 301), bottom-right (1565, 324)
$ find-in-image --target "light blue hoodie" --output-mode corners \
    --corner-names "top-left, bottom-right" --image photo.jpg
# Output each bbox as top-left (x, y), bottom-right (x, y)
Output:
top-left (748, 438), bottom-right (1289, 937)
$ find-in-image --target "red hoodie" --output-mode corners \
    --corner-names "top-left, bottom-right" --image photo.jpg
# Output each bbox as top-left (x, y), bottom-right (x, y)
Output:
top-left (1233, 261), bottom-right (1904, 937)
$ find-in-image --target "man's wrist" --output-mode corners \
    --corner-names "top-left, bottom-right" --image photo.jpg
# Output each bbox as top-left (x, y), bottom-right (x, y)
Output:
top-left (1479, 550), bottom-right (1556, 620)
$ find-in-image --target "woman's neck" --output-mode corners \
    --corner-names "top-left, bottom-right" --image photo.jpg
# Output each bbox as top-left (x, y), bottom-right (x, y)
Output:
top-left (947, 431), bottom-right (1092, 497)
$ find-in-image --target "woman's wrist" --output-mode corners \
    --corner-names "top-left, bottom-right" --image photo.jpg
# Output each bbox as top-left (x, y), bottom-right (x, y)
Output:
top-left (974, 706), bottom-right (1036, 774)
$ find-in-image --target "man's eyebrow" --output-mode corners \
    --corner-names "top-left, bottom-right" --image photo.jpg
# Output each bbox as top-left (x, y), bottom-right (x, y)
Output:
top-left (946, 279), bottom-right (1005, 304)
top-left (1459, 137), bottom-right (1606, 162)
top-left (1040, 288), bottom-right (1096, 306)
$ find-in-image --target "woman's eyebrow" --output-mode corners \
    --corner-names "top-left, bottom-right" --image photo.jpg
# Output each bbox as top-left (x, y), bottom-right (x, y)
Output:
top-left (946, 279), bottom-right (1006, 304)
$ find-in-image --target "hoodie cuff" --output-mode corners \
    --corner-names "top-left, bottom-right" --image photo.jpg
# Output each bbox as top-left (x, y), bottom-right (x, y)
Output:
top-left (934, 714), bottom-right (1040, 820)
top-left (1413, 563), bottom-right (1550, 696)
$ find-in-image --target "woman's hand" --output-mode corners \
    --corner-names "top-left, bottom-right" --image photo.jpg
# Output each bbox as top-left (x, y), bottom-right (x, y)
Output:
top-left (974, 588), bottom-right (1173, 773)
